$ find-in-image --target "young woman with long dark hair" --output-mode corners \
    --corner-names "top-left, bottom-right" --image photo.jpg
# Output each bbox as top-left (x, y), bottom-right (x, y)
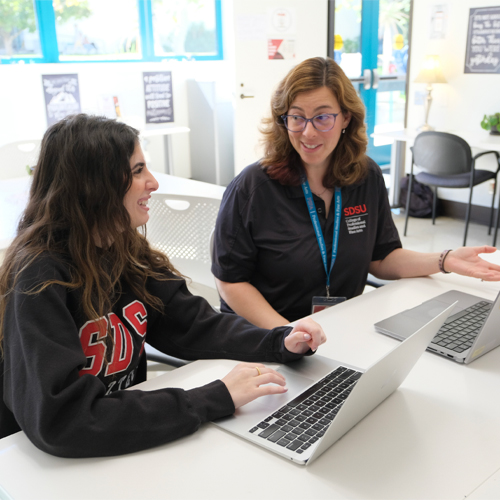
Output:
top-left (0, 114), bottom-right (326, 457)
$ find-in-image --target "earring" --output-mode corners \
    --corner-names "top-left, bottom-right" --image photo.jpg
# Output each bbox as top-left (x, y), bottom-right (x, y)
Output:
top-left (342, 129), bottom-right (346, 134)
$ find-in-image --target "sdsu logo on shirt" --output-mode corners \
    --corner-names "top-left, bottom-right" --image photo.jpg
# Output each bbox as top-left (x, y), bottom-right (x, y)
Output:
top-left (78, 300), bottom-right (147, 393)
top-left (344, 204), bottom-right (368, 235)
top-left (343, 204), bottom-right (366, 217)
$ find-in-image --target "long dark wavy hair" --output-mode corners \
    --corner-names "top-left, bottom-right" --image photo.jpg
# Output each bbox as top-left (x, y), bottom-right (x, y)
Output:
top-left (260, 56), bottom-right (368, 187)
top-left (0, 114), bottom-right (178, 355)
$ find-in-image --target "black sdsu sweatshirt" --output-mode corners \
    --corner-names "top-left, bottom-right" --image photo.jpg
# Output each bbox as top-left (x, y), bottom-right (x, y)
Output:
top-left (0, 254), bottom-right (302, 457)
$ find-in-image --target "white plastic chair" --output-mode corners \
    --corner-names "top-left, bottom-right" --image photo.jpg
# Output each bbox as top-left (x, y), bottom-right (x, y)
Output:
top-left (0, 140), bottom-right (41, 179)
top-left (146, 193), bottom-right (221, 303)
top-left (145, 193), bottom-right (222, 368)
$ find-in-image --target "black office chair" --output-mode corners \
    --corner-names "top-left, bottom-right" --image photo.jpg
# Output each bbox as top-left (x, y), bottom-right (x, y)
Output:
top-left (404, 131), bottom-right (500, 247)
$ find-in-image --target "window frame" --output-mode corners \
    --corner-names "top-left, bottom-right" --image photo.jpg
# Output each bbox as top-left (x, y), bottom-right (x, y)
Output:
top-left (0, 0), bottom-right (223, 64)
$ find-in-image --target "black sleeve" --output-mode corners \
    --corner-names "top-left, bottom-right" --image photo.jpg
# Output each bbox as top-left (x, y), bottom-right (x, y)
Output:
top-left (2, 259), bottom-right (299, 458)
top-left (145, 277), bottom-right (300, 364)
top-left (211, 172), bottom-right (259, 283)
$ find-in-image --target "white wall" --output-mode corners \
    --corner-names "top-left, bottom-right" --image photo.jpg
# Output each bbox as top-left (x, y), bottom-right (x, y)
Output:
top-left (0, 0), bottom-right (237, 179)
top-left (407, 0), bottom-right (500, 207)
top-left (0, 59), bottom-right (237, 178)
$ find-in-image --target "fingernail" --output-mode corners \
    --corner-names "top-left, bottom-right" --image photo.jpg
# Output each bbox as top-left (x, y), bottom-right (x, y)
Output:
top-left (304, 333), bottom-right (311, 340)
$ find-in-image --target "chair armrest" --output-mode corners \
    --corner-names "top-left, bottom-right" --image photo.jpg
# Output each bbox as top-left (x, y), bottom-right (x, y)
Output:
top-left (473, 149), bottom-right (500, 164)
top-left (366, 274), bottom-right (393, 288)
top-left (145, 344), bottom-right (191, 368)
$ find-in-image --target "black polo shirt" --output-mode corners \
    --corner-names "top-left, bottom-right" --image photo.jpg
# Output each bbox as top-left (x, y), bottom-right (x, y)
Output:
top-left (211, 159), bottom-right (402, 322)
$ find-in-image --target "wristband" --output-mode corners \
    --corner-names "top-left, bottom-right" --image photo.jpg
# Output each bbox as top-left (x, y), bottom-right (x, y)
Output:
top-left (439, 249), bottom-right (452, 274)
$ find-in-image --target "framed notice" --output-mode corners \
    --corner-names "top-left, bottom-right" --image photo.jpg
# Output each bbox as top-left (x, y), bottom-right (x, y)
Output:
top-left (464, 6), bottom-right (500, 74)
top-left (42, 74), bottom-right (81, 126)
top-left (143, 71), bottom-right (174, 124)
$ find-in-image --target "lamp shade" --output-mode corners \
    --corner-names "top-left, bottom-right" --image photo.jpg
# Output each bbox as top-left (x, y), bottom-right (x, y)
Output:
top-left (414, 55), bottom-right (447, 84)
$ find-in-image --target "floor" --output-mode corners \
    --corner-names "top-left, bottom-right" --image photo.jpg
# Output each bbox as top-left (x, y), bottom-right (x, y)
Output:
top-left (391, 208), bottom-right (497, 253)
top-left (1, 211), bottom-right (497, 380)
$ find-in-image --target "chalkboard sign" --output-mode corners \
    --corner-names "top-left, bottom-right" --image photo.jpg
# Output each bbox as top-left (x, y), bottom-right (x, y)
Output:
top-left (42, 74), bottom-right (81, 126)
top-left (464, 6), bottom-right (500, 74)
top-left (143, 71), bottom-right (174, 124)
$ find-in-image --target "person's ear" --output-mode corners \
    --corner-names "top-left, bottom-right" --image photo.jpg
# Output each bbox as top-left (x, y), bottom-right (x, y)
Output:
top-left (342, 111), bottom-right (351, 129)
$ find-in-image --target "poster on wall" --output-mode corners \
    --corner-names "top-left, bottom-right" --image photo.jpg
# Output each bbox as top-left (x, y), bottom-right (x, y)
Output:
top-left (42, 74), bottom-right (81, 127)
top-left (267, 8), bottom-right (296, 60)
top-left (143, 71), bottom-right (174, 124)
top-left (464, 6), bottom-right (500, 74)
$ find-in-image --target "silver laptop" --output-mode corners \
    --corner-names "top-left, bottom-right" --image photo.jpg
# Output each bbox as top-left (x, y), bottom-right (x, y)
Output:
top-left (212, 303), bottom-right (453, 466)
top-left (374, 289), bottom-right (500, 364)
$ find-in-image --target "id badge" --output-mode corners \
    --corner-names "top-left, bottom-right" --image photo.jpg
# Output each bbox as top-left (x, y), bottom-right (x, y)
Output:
top-left (311, 296), bottom-right (346, 314)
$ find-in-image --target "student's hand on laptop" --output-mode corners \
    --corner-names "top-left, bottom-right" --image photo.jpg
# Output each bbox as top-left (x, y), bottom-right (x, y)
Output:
top-left (221, 363), bottom-right (287, 409)
top-left (285, 318), bottom-right (327, 354)
top-left (444, 246), bottom-right (500, 281)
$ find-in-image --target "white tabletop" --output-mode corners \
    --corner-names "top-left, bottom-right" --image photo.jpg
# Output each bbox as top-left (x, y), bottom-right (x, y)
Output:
top-left (0, 171), bottom-right (225, 250)
top-left (1, 254), bottom-right (499, 500)
top-left (140, 125), bottom-right (190, 138)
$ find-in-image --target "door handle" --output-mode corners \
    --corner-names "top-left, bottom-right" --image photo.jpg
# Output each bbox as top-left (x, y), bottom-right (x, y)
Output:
top-left (372, 69), bottom-right (379, 89)
top-left (363, 69), bottom-right (371, 90)
top-left (240, 94), bottom-right (255, 99)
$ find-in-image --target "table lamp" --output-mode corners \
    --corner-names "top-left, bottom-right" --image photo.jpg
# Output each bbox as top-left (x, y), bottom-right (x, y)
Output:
top-left (414, 55), bottom-right (447, 131)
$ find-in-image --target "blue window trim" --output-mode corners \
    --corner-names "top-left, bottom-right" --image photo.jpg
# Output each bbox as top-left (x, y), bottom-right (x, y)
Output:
top-left (1, 0), bottom-right (223, 64)
top-left (359, 0), bottom-right (391, 165)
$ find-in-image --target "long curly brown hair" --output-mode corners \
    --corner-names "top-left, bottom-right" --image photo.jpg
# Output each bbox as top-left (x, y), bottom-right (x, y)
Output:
top-left (0, 114), bottom-right (179, 355)
top-left (260, 56), bottom-right (368, 187)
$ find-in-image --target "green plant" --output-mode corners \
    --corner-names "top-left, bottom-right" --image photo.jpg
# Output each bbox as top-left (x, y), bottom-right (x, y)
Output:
top-left (480, 113), bottom-right (500, 131)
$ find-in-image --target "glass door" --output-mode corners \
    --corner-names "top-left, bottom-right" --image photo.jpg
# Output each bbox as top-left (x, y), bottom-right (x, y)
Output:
top-left (331, 0), bottom-right (410, 167)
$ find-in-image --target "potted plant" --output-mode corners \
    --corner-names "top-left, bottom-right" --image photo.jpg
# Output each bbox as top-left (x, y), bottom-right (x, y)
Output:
top-left (480, 113), bottom-right (500, 135)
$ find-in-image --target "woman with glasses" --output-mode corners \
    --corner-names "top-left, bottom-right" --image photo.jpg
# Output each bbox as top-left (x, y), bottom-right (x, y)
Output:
top-left (211, 56), bottom-right (500, 329)
top-left (0, 114), bottom-right (326, 456)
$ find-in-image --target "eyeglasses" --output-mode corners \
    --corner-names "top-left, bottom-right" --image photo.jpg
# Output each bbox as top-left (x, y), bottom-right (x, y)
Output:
top-left (280, 113), bottom-right (339, 132)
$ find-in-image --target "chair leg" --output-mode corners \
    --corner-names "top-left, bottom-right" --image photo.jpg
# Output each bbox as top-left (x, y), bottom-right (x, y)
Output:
top-left (494, 210), bottom-right (500, 247)
top-left (463, 187), bottom-right (474, 247)
top-left (494, 188), bottom-right (500, 247)
top-left (432, 186), bottom-right (437, 225)
top-left (488, 178), bottom-right (497, 235)
top-left (404, 174), bottom-right (413, 236)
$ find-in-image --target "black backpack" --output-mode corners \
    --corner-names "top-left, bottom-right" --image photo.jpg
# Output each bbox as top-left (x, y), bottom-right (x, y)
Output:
top-left (399, 175), bottom-right (435, 218)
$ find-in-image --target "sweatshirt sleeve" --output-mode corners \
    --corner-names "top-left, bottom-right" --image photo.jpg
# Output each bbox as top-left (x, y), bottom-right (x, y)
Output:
top-left (145, 277), bottom-right (301, 364)
top-left (2, 259), bottom-right (300, 458)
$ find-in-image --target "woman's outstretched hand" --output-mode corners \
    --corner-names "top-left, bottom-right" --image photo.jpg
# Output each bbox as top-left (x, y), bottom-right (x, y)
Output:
top-left (221, 363), bottom-right (287, 409)
top-left (445, 246), bottom-right (500, 281)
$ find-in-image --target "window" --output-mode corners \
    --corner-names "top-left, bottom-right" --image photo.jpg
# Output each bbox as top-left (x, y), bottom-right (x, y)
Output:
top-left (152, 0), bottom-right (218, 59)
top-left (0, 0), bottom-right (223, 64)
top-left (0, 0), bottom-right (42, 58)
top-left (55, 0), bottom-right (141, 61)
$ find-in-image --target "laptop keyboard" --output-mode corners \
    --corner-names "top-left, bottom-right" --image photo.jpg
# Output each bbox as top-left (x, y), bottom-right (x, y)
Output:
top-left (432, 300), bottom-right (492, 353)
top-left (248, 366), bottom-right (362, 455)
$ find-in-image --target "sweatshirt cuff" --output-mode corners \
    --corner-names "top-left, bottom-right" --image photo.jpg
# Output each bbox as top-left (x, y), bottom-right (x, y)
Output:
top-left (186, 380), bottom-right (235, 422)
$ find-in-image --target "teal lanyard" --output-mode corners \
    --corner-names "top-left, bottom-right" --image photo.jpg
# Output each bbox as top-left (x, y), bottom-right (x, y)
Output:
top-left (301, 176), bottom-right (342, 298)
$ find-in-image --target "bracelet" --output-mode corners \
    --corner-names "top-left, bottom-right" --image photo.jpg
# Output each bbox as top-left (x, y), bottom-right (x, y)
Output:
top-left (439, 249), bottom-right (452, 274)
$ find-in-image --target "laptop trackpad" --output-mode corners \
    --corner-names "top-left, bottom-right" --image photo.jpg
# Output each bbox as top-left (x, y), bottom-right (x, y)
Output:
top-left (247, 369), bottom-right (315, 410)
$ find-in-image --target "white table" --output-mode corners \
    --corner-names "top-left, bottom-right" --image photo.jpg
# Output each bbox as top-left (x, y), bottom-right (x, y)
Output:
top-left (371, 128), bottom-right (500, 208)
top-left (0, 171), bottom-right (225, 251)
top-left (1, 254), bottom-right (500, 500)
